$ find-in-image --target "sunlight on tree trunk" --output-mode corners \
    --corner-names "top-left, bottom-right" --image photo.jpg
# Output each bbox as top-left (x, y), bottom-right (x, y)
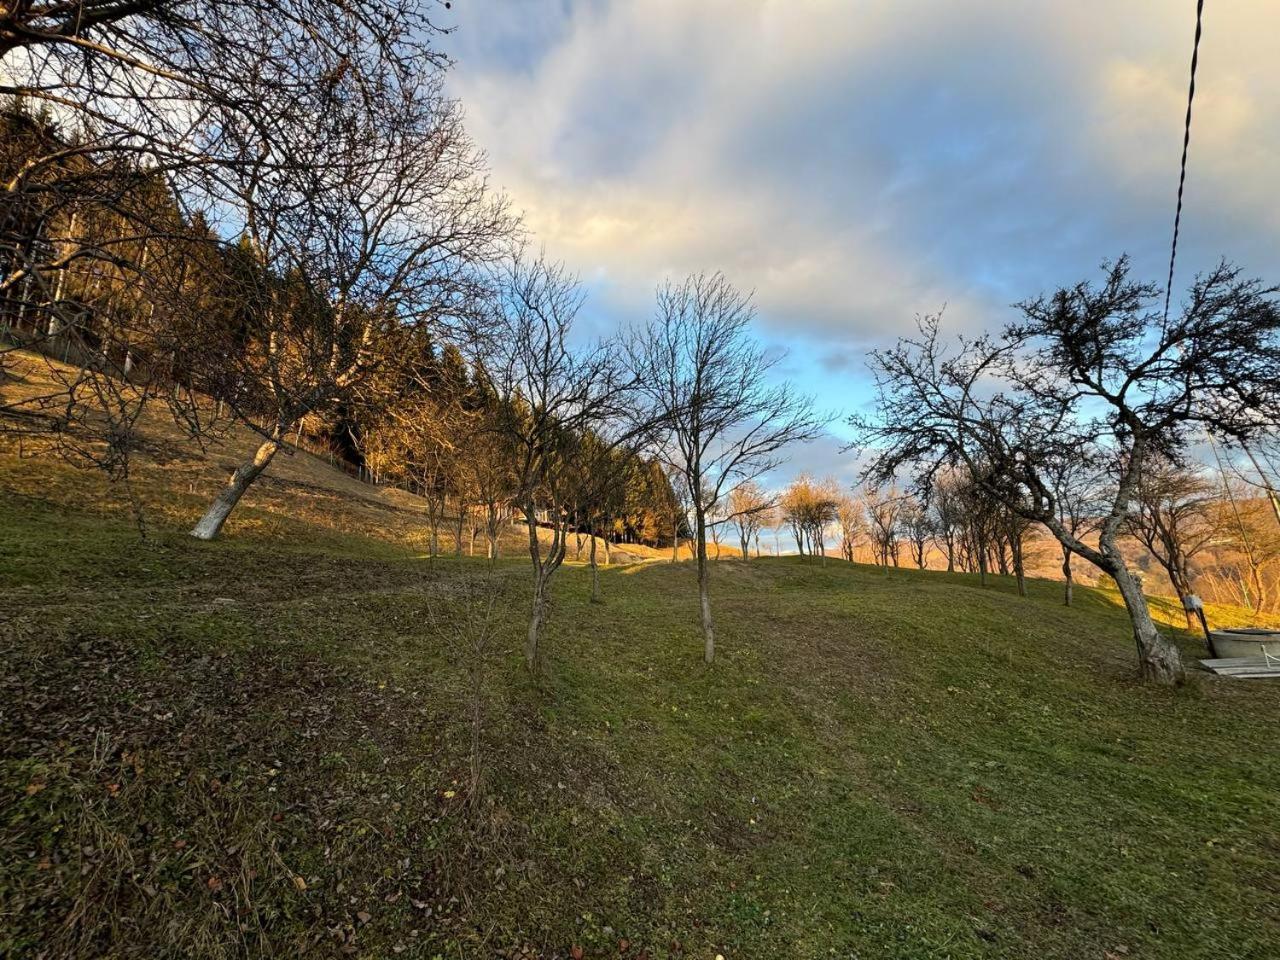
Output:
top-left (589, 534), bottom-right (601, 604)
top-left (1112, 564), bottom-right (1185, 684)
top-left (190, 430), bottom-right (281, 540)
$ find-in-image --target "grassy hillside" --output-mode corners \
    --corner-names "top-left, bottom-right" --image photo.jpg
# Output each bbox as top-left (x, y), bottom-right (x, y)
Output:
top-left (0, 351), bottom-right (664, 562)
top-left (3, 356), bottom-right (1280, 959)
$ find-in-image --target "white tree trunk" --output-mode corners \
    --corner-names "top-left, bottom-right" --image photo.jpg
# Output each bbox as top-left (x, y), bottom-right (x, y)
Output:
top-left (190, 433), bottom-right (281, 540)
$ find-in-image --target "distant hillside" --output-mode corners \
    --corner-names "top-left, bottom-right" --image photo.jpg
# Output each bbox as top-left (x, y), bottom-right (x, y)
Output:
top-left (0, 350), bottom-right (665, 562)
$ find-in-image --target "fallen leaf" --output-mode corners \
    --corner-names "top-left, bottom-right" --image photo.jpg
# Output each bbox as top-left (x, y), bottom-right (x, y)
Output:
top-left (206, 876), bottom-right (223, 892)
top-left (571, 946), bottom-right (584, 960)
top-left (292, 875), bottom-right (307, 892)
top-left (356, 910), bottom-right (371, 924)
top-left (25, 781), bottom-right (46, 796)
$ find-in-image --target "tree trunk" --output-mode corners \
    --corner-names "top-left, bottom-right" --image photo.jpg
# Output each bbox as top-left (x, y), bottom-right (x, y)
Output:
top-left (190, 430), bottom-right (282, 540)
top-left (589, 533), bottom-right (601, 604)
top-left (523, 506), bottom-right (548, 674)
top-left (740, 535), bottom-right (749, 560)
top-left (1011, 536), bottom-right (1027, 597)
top-left (1172, 561), bottom-right (1195, 629)
top-left (525, 575), bottom-right (546, 673)
top-left (1110, 561), bottom-right (1185, 684)
top-left (1062, 544), bottom-right (1073, 606)
top-left (426, 495), bottom-right (442, 556)
top-left (485, 502), bottom-right (500, 560)
top-left (695, 506), bottom-right (715, 663)
top-left (455, 504), bottom-right (465, 557)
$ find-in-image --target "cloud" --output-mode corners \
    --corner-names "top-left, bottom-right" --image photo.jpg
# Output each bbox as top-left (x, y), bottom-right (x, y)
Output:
top-left (439, 0), bottom-right (1280, 480)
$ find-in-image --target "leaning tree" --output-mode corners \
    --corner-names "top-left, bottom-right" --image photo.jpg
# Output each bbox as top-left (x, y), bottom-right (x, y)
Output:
top-left (187, 60), bottom-right (510, 539)
top-left (2, 0), bottom-right (450, 473)
top-left (856, 258), bottom-right (1280, 685)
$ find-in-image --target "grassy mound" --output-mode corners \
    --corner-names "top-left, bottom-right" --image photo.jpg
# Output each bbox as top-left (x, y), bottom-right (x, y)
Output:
top-left (3, 354), bottom-right (1279, 958)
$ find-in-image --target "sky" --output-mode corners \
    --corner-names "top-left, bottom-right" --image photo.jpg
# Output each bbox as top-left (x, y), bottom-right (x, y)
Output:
top-left (436, 1), bottom-right (1280, 489)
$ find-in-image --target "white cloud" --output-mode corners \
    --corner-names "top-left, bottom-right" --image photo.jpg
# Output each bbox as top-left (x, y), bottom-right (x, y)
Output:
top-left (440, 0), bottom-right (1280, 480)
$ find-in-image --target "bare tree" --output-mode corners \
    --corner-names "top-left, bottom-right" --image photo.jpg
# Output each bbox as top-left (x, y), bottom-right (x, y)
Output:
top-left (780, 474), bottom-right (839, 564)
top-left (1046, 457), bottom-right (1103, 606)
top-left (929, 469), bottom-right (966, 572)
top-left (864, 486), bottom-right (902, 568)
top-left (899, 494), bottom-right (933, 569)
top-left (188, 65), bottom-right (509, 539)
top-left (492, 255), bottom-right (630, 675)
top-left (835, 492), bottom-right (865, 563)
top-left (360, 341), bottom-right (474, 557)
top-left (729, 480), bottom-right (772, 560)
top-left (663, 460), bottom-right (692, 562)
top-left (857, 260), bottom-right (1280, 684)
top-left (428, 568), bottom-right (507, 806)
top-left (1127, 457), bottom-right (1222, 624)
top-left (630, 272), bottom-right (825, 663)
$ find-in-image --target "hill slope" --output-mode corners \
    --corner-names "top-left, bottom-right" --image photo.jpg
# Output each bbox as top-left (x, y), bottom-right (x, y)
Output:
top-left (3, 352), bottom-right (1280, 959)
top-left (0, 350), bottom-right (663, 562)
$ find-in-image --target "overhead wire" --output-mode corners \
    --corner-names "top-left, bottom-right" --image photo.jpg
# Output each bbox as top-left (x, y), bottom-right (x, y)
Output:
top-left (1161, 0), bottom-right (1280, 535)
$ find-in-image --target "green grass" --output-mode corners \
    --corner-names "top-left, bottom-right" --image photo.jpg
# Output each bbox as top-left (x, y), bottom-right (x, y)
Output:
top-left (3, 469), bottom-right (1280, 959)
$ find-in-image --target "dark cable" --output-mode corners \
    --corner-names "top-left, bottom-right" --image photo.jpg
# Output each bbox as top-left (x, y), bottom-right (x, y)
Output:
top-left (1163, 0), bottom-right (1205, 323)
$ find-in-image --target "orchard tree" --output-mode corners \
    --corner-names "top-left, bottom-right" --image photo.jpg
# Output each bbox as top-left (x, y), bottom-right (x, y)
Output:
top-left (1047, 456), bottom-right (1104, 606)
top-left (630, 272), bottom-right (825, 663)
top-left (899, 494), bottom-right (933, 569)
top-left (491, 255), bottom-right (632, 674)
top-left (929, 469), bottom-right (966, 572)
top-left (835, 493), bottom-right (866, 563)
top-left (781, 474), bottom-right (839, 563)
top-left (857, 259), bottom-right (1280, 684)
top-left (864, 486), bottom-right (902, 568)
top-left (729, 481), bottom-right (772, 560)
top-left (1127, 457), bottom-right (1222, 625)
top-left (188, 63), bottom-right (509, 539)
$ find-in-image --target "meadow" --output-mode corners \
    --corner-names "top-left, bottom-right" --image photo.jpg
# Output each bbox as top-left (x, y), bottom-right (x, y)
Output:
top-left (2, 413), bottom-right (1278, 958)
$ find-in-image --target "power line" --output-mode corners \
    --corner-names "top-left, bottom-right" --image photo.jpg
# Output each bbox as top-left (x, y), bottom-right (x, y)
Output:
top-left (1163, 0), bottom-right (1205, 324)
